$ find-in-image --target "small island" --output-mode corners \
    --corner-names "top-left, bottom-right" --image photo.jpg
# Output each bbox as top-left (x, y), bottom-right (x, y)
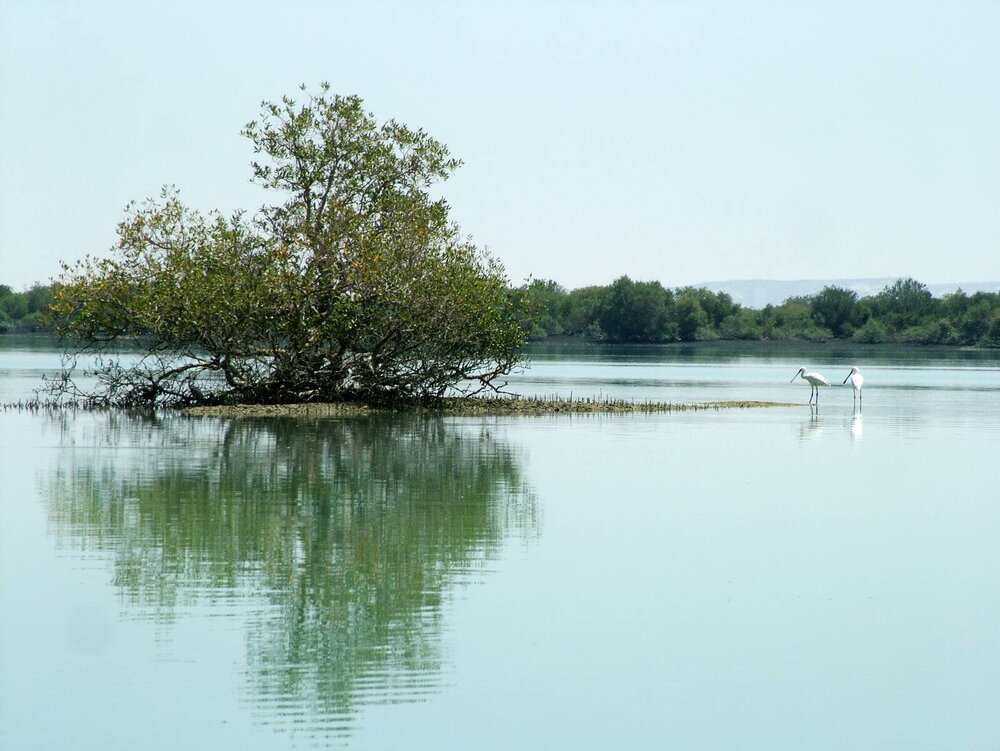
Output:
top-left (182, 396), bottom-right (798, 418)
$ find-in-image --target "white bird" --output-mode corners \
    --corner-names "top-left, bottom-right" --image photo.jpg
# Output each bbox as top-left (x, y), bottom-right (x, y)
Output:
top-left (843, 366), bottom-right (864, 408)
top-left (791, 367), bottom-right (831, 405)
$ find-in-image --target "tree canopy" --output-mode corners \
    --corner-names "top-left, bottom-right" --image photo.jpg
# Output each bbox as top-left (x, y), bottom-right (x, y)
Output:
top-left (508, 276), bottom-right (1000, 347)
top-left (51, 84), bottom-right (526, 407)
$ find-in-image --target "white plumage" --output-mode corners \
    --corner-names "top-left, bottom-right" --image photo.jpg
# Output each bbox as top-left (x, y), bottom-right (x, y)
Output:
top-left (791, 367), bottom-right (831, 405)
top-left (843, 366), bottom-right (864, 408)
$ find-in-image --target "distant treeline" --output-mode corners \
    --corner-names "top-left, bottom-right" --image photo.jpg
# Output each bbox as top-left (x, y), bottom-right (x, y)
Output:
top-left (0, 283), bottom-right (54, 333)
top-left (5, 276), bottom-right (1000, 347)
top-left (512, 276), bottom-right (1000, 347)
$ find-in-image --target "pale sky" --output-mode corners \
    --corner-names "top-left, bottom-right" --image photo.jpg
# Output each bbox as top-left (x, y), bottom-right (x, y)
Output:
top-left (1, 1), bottom-right (998, 292)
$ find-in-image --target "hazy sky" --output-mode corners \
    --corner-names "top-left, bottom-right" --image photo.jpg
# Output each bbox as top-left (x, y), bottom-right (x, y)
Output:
top-left (2, 1), bottom-right (998, 291)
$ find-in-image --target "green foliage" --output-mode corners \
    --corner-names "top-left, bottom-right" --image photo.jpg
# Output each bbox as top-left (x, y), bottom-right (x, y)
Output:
top-left (957, 294), bottom-right (997, 343)
top-left (16, 311), bottom-right (47, 332)
top-left (563, 286), bottom-right (606, 335)
top-left (1, 290), bottom-right (28, 320)
top-left (678, 287), bottom-right (738, 329)
top-left (596, 276), bottom-right (676, 342)
top-left (11, 269), bottom-right (1000, 349)
top-left (503, 276), bottom-right (1000, 348)
top-left (983, 308), bottom-right (1000, 347)
top-left (0, 282), bottom-right (56, 333)
top-left (51, 85), bottom-right (525, 406)
top-left (503, 276), bottom-right (988, 345)
top-left (851, 318), bottom-right (890, 343)
top-left (25, 283), bottom-right (54, 315)
top-left (513, 279), bottom-right (568, 338)
top-left (810, 286), bottom-right (859, 337)
top-left (901, 318), bottom-right (960, 345)
top-left (718, 308), bottom-right (762, 339)
top-left (940, 290), bottom-right (971, 321)
top-left (770, 297), bottom-right (832, 341)
top-left (870, 277), bottom-right (935, 329)
top-left (674, 289), bottom-right (710, 341)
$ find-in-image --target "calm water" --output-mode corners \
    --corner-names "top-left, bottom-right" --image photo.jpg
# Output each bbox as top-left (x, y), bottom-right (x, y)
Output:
top-left (2, 336), bottom-right (1000, 750)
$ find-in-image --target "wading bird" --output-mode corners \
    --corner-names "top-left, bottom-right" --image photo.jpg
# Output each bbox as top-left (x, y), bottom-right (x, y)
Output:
top-left (791, 367), bottom-right (831, 405)
top-left (843, 366), bottom-right (863, 408)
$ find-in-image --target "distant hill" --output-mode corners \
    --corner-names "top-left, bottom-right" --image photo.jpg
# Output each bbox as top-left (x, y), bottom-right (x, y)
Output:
top-left (696, 278), bottom-right (1000, 308)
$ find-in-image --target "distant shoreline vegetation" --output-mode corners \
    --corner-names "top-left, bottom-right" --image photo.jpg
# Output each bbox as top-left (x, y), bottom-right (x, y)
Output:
top-left (4, 275), bottom-right (1000, 347)
top-left (512, 276), bottom-right (1000, 348)
top-left (0, 283), bottom-right (53, 334)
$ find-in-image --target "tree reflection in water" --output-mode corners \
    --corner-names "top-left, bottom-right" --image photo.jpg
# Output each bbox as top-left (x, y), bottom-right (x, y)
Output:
top-left (43, 412), bottom-right (536, 739)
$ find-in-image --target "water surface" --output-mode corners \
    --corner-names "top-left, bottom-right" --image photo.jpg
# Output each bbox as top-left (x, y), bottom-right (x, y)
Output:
top-left (2, 338), bottom-right (999, 749)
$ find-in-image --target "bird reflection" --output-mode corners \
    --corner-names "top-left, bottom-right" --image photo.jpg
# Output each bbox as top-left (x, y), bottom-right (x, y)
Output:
top-left (799, 404), bottom-right (825, 440)
top-left (851, 411), bottom-right (863, 441)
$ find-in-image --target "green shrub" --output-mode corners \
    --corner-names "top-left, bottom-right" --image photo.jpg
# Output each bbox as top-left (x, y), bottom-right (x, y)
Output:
top-left (852, 319), bottom-right (890, 343)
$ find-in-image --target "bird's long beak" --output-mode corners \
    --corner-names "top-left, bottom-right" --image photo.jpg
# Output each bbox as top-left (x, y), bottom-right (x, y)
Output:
top-left (843, 374), bottom-right (850, 384)
top-left (790, 374), bottom-right (797, 383)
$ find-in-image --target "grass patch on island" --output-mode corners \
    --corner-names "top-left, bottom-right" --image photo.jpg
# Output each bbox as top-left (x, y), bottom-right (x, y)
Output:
top-left (183, 396), bottom-right (798, 418)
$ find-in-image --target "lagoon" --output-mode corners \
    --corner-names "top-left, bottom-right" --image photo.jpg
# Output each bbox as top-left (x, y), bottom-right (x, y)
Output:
top-left (2, 337), bottom-right (1000, 749)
